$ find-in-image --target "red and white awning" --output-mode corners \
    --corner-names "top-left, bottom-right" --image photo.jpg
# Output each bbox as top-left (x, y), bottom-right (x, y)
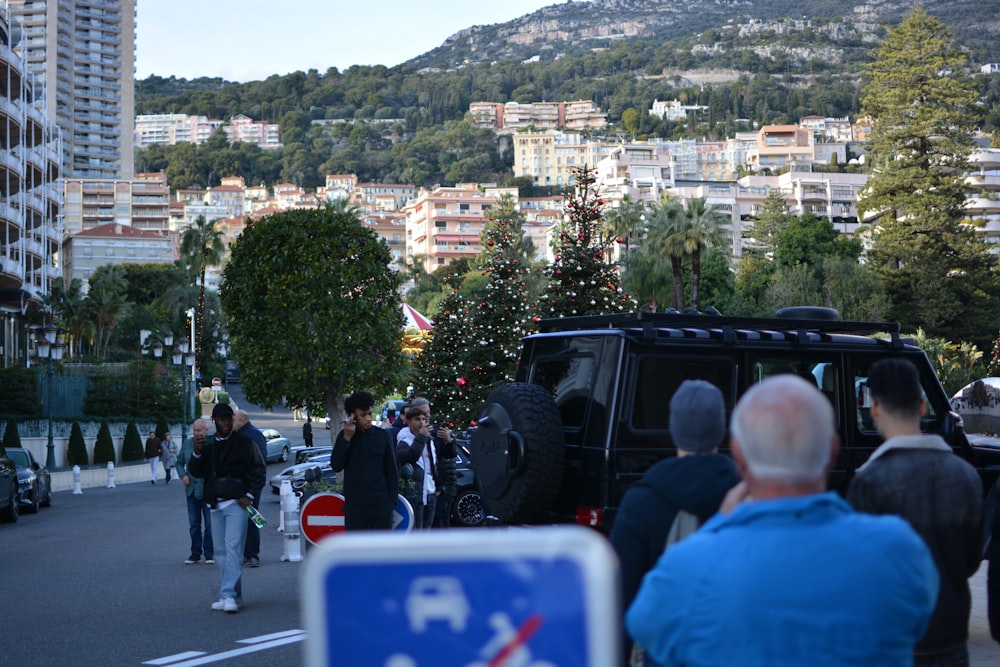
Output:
top-left (402, 303), bottom-right (433, 330)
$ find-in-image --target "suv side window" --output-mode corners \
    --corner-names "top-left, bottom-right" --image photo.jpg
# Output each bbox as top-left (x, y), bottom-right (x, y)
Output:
top-left (630, 355), bottom-right (735, 431)
top-left (852, 359), bottom-right (940, 435)
top-left (750, 358), bottom-right (842, 425)
top-left (529, 335), bottom-right (620, 446)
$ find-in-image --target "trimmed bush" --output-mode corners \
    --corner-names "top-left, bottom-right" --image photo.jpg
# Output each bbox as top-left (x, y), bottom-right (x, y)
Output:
top-left (66, 422), bottom-right (88, 466)
top-left (93, 421), bottom-right (115, 465)
top-left (122, 422), bottom-right (143, 462)
top-left (155, 416), bottom-right (169, 442)
top-left (0, 368), bottom-right (42, 416)
top-left (2, 419), bottom-right (22, 448)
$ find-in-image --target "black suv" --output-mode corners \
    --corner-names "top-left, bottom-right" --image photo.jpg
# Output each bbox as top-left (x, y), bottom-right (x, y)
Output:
top-left (0, 442), bottom-right (19, 524)
top-left (470, 308), bottom-right (1000, 532)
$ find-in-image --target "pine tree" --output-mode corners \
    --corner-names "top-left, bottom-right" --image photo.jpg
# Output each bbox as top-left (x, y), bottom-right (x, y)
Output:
top-left (122, 421), bottom-right (144, 462)
top-left (450, 195), bottom-right (537, 427)
top-left (66, 422), bottom-right (88, 466)
top-left (859, 7), bottom-right (1000, 348)
top-left (413, 273), bottom-right (474, 429)
top-left (540, 165), bottom-right (635, 318)
top-left (2, 419), bottom-right (21, 448)
top-left (93, 421), bottom-right (115, 465)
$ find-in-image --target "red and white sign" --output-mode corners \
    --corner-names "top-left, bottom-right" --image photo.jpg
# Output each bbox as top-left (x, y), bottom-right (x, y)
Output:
top-left (212, 377), bottom-right (222, 388)
top-left (300, 492), bottom-right (346, 545)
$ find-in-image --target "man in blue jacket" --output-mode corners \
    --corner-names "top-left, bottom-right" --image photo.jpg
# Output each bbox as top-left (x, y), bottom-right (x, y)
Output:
top-left (611, 380), bottom-right (740, 664)
top-left (627, 375), bottom-right (939, 667)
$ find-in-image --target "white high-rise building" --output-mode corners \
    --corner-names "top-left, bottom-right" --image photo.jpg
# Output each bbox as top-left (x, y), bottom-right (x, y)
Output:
top-left (8, 0), bottom-right (135, 179)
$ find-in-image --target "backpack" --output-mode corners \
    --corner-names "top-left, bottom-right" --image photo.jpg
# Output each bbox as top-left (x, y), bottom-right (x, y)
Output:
top-left (630, 510), bottom-right (703, 667)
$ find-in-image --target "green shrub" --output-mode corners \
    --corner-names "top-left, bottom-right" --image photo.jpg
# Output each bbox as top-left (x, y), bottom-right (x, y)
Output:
top-left (2, 419), bottom-right (22, 448)
top-left (93, 421), bottom-right (115, 465)
top-left (122, 422), bottom-right (143, 462)
top-left (0, 368), bottom-right (41, 416)
top-left (66, 422), bottom-right (88, 466)
top-left (155, 416), bottom-right (169, 442)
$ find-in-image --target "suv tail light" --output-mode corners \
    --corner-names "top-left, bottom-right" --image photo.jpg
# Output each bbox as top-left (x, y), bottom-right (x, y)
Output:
top-left (576, 506), bottom-right (604, 528)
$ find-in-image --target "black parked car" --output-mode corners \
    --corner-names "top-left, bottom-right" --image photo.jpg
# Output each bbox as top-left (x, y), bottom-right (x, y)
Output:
top-left (0, 443), bottom-right (20, 524)
top-left (6, 448), bottom-right (52, 514)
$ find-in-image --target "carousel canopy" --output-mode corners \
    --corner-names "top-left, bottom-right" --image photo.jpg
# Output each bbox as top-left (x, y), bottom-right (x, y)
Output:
top-left (402, 303), bottom-right (433, 330)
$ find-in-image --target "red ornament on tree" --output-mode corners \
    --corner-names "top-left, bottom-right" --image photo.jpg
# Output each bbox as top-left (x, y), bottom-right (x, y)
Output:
top-left (616, 236), bottom-right (624, 244)
top-left (457, 377), bottom-right (467, 387)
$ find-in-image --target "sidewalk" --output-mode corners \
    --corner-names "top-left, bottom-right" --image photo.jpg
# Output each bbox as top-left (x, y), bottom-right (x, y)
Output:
top-left (970, 561), bottom-right (999, 665)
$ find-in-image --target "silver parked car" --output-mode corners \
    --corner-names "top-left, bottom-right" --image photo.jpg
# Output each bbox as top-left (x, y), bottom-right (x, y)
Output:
top-left (261, 428), bottom-right (291, 463)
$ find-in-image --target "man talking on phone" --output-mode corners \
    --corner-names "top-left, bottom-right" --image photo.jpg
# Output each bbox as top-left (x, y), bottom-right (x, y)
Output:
top-left (331, 391), bottom-right (399, 530)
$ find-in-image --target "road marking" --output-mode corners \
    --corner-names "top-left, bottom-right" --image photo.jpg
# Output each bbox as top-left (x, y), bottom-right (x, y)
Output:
top-left (144, 632), bottom-right (306, 666)
top-left (143, 652), bottom-right (206, 665)
top-left (237, 629), bottom-right (306, 643)
top-left (307, 516), bottom-right (345, 527)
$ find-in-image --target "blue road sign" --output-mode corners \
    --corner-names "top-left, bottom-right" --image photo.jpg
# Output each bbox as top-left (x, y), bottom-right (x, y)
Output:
top-left (302, 526), bottom-right (619, 667)
top-left (393, 494), bottom-right (414, 532)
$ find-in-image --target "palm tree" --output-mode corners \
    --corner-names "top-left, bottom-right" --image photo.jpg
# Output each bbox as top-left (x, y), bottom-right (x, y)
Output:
top-left (675, 197), bottom-right (730, 310)
top-left (644, 197), bottom-right (688, 310)
top-left (603, 194), bottom-right (647, 259)
top-left (179, 215), bottom-right (226, 374)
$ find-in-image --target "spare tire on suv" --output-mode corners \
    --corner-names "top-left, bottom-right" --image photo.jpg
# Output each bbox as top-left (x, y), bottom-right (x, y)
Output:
top-left (470, 382), bottom-right (564, 524)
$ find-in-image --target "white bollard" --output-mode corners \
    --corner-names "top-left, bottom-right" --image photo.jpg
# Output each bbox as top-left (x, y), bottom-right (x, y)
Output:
top-left (106, 461), bottom-right (116, 488)
top-left (72, 465), bottom-right (83, 495)
top-left (279, 480), bottom-right (303, 562)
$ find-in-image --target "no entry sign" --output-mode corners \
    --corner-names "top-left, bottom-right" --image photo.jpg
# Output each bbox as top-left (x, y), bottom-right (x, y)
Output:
top-left (300, 492), bottom-right (346, 545)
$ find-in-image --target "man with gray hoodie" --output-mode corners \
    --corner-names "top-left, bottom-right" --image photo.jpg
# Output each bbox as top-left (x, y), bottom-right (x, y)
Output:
top-left (610, 379), bottom-right (740, 664)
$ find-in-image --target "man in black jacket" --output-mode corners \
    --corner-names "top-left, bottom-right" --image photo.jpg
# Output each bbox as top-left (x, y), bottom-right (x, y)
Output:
top-left (331, 391), bottom-right (398, 531)
top-left (188, 403), bottom-right (266, 614)
top-left (611, 379), bottom-right (740, 665)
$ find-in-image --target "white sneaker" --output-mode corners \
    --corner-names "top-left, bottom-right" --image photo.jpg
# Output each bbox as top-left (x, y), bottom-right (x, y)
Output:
top-left (222, 597), bottom-right (238, 613)
top-left (211, 599), bottom-right (226, 611)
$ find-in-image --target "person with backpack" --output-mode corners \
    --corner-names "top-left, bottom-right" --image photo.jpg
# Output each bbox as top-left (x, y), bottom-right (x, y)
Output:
top-left (610, 380), bottom-right (740, 666)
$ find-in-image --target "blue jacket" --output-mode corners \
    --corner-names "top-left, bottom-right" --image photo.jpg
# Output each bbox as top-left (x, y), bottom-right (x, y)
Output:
top-left (626, 492), bottom-right (938, 667)
top-left (175, 435), bottom-right (205, 499)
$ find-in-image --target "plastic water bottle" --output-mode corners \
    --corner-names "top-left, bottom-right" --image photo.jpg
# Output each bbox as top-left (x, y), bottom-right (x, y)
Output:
top-left (246, 504), bottom-right (267, 528)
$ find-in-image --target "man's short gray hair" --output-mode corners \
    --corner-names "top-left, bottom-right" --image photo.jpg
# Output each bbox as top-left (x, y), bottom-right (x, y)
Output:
top-left (731, 374), bottom-right (835, 485)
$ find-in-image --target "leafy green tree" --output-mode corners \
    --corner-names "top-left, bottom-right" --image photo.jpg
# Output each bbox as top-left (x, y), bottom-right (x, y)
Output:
top-left (540, 166), bottom-right (635, 318)
top-left (2, 419), bottom-right (21, 448)
top-left (748, 191), bottom-right (796, 258)
top-left (0, 368), bottom-right (41, 416)
top-left (858, 7), bottom-right (1000, 347)
top-left (221, 203), bottom-right (405, 423)
top-left (179, 215), bottom-right (227, 375)
top-left (773, 212), bottom-right (861, 268)
top-left (67, 422), bottom-right (89, 466)
top-left (86, 265), bottom-right (130, 359)
top-left (93, 421), bottom-right (115, 465)
top-left (907, 329), bottom-right (984, 397)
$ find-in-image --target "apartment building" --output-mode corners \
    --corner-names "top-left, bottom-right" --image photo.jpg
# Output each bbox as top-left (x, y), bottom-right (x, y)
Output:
top-left (62, 223), bottom-right (172, 291)
top-left (965, 147), bottom-right (1000, 252)
top-left (354, 182), bottom-right (416, 213)
top-left (62, 171), bottom-right (169, 234)
top-left (512, 130), bottom-right (617, 187)
top-left (225, 114), bottom-right (281, 149)
top-left (361, 211), bottom-right (407, 268)
top-left (650, 99), bottom-right (708, 121)
top-left (9, 0), bottom-right (135, 179)
top-left (324, 174), bottom-right (357, 201)
top-left (403, 185), bottom-right (498, 273)
top-left (134, 113), bottom-right (222, 148)
top-left (594, 144), bottom-right (675, 204)
top-left (746, 125), bottom-right (816, 171)
top-left (0, 8), bottom-right (63, 366)
top-left (469, 100), bottom-right (607, 131)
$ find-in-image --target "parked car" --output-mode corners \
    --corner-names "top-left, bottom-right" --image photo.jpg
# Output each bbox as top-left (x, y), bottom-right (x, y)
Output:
top-left (224, 360), bottom-right (240, 384)
top-left (0, 443), bottom-right (18, 524)
top-left (293, 445), bottom-right (333, 465)
top-left (452, 446), bottom-right (484, 527)
top-left (261, 428), bottom-right (291, 463)
top-left (271, 457), bottom-right (331, 494)
top-left (6, 448), bottom-right (51, 514)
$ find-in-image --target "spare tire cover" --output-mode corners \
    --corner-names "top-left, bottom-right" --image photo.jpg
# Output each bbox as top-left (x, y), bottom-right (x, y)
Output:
top-left (469, 382), bottom-right (565, 524)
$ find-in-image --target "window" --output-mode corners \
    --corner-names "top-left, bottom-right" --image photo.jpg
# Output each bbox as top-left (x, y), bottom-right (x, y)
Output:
top-left (435, 221), bottom-right (447, 230)
top-left (459, 203), bottom-right (469, 212)
top-left (631, 355), bottom-right (735, 431)
top-left (852, 358), bottom-right (939, 435)
top-left (750, 357), bottom-right (841, 425)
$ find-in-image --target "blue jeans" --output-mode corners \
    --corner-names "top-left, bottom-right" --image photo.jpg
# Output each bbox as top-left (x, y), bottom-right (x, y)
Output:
top-left (186, 494), bottom-right (213, 559)
top-left (210, 502), bottom-right (248, 601)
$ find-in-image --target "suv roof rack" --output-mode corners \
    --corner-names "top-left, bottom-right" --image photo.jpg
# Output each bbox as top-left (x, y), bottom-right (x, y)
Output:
top-left (536, 311), bottom-right (902, 347)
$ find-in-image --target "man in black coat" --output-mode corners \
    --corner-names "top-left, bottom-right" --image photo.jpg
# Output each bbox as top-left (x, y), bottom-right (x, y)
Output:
top-left (331, 391), bottom-right (399, 530)
top-left (610, 379), bottom-right (741, 664)
top-left (188, 403), bottom-right (266, 613)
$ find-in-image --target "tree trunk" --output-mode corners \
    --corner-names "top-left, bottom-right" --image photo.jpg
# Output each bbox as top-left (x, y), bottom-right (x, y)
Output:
top-left (691, 249), bottom-right (702, 310)
top-left (671, 255), bottom-right (684, 310)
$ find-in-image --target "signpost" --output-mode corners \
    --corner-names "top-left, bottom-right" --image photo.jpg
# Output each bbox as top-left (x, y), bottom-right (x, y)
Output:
top-left (300, 492), bottom-right (346, 545)
top-left (302, 526), bottom-right (620, 667)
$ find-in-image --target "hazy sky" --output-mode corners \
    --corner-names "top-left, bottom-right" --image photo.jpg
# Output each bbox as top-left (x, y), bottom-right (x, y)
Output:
top-left (135, 0), bottom-right (559, 82)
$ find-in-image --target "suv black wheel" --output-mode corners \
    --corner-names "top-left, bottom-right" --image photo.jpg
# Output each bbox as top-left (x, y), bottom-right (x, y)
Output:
top-left (470, 382), bottom-right (564, 524)
top-left (452, 488), bottom-right (485, 527)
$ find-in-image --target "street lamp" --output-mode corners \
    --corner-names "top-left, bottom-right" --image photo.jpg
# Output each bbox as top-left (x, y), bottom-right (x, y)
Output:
top-left (170, 336), bottom-right (196, 445)
top-left (36, 324), bottom-right (65, 469)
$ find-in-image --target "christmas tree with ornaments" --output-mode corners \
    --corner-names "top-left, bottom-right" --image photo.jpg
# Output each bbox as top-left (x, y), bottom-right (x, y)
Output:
top-left (541, 165), bottom-right (635, 318)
